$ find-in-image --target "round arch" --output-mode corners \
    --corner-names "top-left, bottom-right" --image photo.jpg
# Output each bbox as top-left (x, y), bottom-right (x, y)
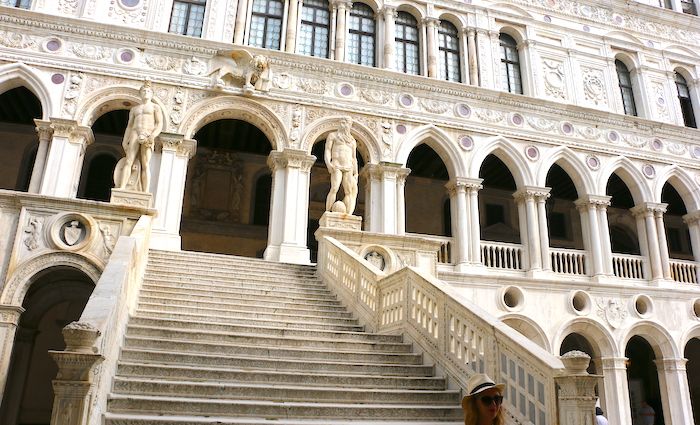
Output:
top-left (396, 4), bottom-right (426, 20)
top-left (681, 324), bottom-right (700, 349)
top-left (468, 136), bottom-right (532, 187)
top-left (598, 157), bottom-right (650, 205)
top-left (536, 147), bottom-right (594, 196)
top-left (179, 96), bottom-right (286, 150)
top-left (654, 165), bottom-right (700, 212)
top-left (0, 62), bottom-right (52, 120)
top-left (351, 0), bottom-right (380, 12)
top-left (74, 85), bottom-right (163, 127)
top-left (501, 314), bottom-right (551, 352)
top-left (396, 124), bottom-right (464, 179)
top-left (553, 318), bottom-right (618, 358)
top-left (494, 25), bottom-right (527, 43)
top-left (621, 320), bottom-right (680, 360)
top-left (1, 252), bottom-right (102, 306)
top-left (673, 65), bottom-right (696, 82)
top-left (437, 13), bottom-right (466, 30)
top-left (301, 116), bottom-right (380, 165)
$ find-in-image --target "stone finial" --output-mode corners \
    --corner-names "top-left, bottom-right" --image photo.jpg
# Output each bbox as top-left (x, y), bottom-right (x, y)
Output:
top-left (560, 350), bottom-right (591, 374)
top-left (62, 321), bottom-right (101, 354)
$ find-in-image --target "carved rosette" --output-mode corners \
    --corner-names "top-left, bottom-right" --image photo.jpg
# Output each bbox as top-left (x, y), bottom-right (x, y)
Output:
top-left (582, 67), bottom-right (607, 105)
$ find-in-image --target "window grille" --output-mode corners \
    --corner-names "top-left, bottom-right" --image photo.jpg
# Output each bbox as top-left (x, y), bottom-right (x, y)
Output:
top-left (249, 0), bottom-right (284, 50)
top-left (395, 12), bottom-right (420, 75)
top-left (499, 33), bottom-right (522, 94)
top-left (169, 0), bottom-right (206, 37)
top-left (438, 21), bottom-right (461, 82)
top-left (615, 60), bottom-right (637, 116)
top-left (348, 3), bottom-right (376, 66)
top-left (299, 0), bottom-right (330, 57)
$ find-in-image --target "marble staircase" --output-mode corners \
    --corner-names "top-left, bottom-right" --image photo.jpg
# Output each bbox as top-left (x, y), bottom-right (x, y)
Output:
top-left (103, 250), bottom-right (463, 424)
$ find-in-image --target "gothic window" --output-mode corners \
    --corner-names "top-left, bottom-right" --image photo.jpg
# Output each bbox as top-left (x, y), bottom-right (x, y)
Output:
top-left (438, 20), bottom-right (461, 82)
top-left (169, 0), bottom-right (207, 37)
top-left (615, 60), bottom-right (637, 116)
top-left (395, 12), bottom-right (420, 75)
top-left (1, 0), bottom-right (31, 8)
top-left (676, 72), bottom-right (697, 128)
top-left (249, 0), bottom-right (284, 50)
top-left (348, 3), bottom-right (376, 66)
top-left (499, 33), bottom-right (522, 94)
top-left (681, 0), bottom-right (697, 14)
top-left (298, 0), bottom-right (330, 57)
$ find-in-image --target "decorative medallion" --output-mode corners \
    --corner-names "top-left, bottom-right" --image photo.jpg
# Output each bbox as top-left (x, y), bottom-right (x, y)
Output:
top-left (543, 15), bottom-right (552, 22)
top-left (543, 59), bottom-right (565, 99)
top-left (455, 103), bottom-right (471, 118)
top-left (586, 155), bottom-right (600, 170)
top-left (642, 164), bottom-right (655, 179)
top-left (596, 297), bottom-right (627, 329)
top-left (44, 38), bottom-right (63, 52)
top-left (50, 213), bottom-right (94, 251)
top-left (692, 145), bottom-right (700, 159)
top-left (560, 122), bottom-right (574, 135)
top-left (420, 99), bottom-right (450, 114)
top-left (360, 88), bottom-right (391, 104)
top-left (117, 49), bottom-right (136, 64)
top-left (399, 94), bottom-right (414, 108)
top-left (396, 124), bottom-right (407, 134)
top-left (607, 130), bottom-right (619, 143)
top-left (459, 135), bottom-right (474, 151)
top-left (525, 145), bottom-right (540, 161)
top-left (51, 74), bottom-right (65, 84)
top-left (510, 113), bottom-right (524, 126)
top-left (364, 251), bottom-right (386, 271)
top-left (651, 139), bottom-right (663, 151)
top-left (582, 68), bottom-right (607, 105)
top-left (71, 44), bottom-right (113, 60)
top-left (338, 83), bottom-right (354, 97)
top-left (61, 220), bottom-right (85, 246)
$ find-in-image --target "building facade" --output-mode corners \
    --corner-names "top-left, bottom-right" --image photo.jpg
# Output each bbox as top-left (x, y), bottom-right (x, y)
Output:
top-left (0, 0), bottom-right (699, 423)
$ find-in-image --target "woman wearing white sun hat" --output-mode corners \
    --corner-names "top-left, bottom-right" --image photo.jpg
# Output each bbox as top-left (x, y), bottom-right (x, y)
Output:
top-left (461, 373), bottom-right (507, 425)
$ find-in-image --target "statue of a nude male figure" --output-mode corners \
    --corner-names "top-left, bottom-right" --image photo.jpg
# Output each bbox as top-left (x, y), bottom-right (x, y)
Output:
top-left (325, 118), bottom-right (358, 215)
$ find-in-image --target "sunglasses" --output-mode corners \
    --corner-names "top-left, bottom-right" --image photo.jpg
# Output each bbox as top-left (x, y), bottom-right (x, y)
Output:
top-left (479, 395), bottom-right (504, 406)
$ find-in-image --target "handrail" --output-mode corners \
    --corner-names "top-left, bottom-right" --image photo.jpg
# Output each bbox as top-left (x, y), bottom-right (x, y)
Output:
top-left (480, 241), bottom-right (524, 270)
top-left (669, 259), bottom-right (698, 284)
top-left (612, 253), bottom-right (645, 279)
top-left (318, 235), bottom-right (564, 425)
top-left (550, 248), bottom-right (587, 275)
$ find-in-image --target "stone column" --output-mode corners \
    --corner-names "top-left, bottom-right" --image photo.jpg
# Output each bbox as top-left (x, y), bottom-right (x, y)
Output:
top-left (446, 179), bottom-right (469, 267)
top-left (28, 120), bottom-right (53, 193)
top-left (362, 163), bottom-right (408, 234)
top-left (396, 167), bottom-right (409, 235)
top-left (0, 305), bottom-right (24, 403)
top-left (465, 178), bottom-right (483, 264)
top-left (535, 188), bottom-right (551, 271)
top-left (597, 198), bottom-right (614, 275)
top-left (39, 118), bottom-right (94, 198)
top-left (576, 195), bottom-right (612, 277)
top-left (233, 0), bottom-right (249, 44)
top-left (476, 28), bottom-right (493, 89)
top-left (514, 187), bottom-right (550, 272)
top-left (285, 0), bottom-right (302, 53)
top-left (633, 66), bottom-right (654, 120)
top-left (600, 357), bottom-right (633, 425)
top-left (0, 327), bottom-right (37, 424)
top-left (333, 0), bottom-right (351, 62)
top-left (466, 28), bottom-right (478, 86)
top-left (382, 6), bottom-right (396, 70)
top-left (631, 203), bottom-right (664, 280)
top-left (655, 358), bottom-right (694, 425)
top-left (264, 149), bottom-right (316, 264)
top-left (652, 205), bottom-right (672, 280)
top-left (555, 351), bottom-right (601, 425)
top-left (150, 134), bottom-right (197, 250)
top-left (49, 322), bottom-right (103, 425)
top-left (682, 211), bottom-right (700, 281)
top-left (424, 17), bottom-right (439, 78)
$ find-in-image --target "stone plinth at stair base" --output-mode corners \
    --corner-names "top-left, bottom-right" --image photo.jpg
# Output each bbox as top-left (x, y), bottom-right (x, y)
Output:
top-left (319, 211), bottom-right (362, 231)
top-left (110, 189), bottom-right (153, 208)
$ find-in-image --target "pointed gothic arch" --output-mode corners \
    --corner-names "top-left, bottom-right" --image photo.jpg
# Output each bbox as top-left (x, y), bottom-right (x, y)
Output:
top-left (536, 147), bottom-right (594, 196)
top-left (469, 135), bottom-right (532, 187)
top-left (0, 63), bottom-right (52, 119)
top-left (396, 124), bottom-right (465, 179)
top-left (598, 157), bottom-right (650, 205)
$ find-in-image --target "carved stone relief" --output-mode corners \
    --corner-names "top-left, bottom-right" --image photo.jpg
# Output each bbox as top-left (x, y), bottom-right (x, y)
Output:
top-left (0, 31), bottom-right (37, 49)
top-left (58, 0), bottom-right (79, 15)
top-left (298, 77), bottom-right (328, 95)
top-left (187, 150), bottom-right (245, 223)
top-left (143, 54), bottom-right (179, 71)
top-left (596, 297), bottom-right (628, 329)
top-left (108, 0), bottom-right (148, 24)
top-left (62, 73), bottom-right (85, 117)
top-left (71, 43), bottom-right (113, 61)
top-left (420, 99), bottom-right (450, 114)
top-left (542, 59), bottom-right (566, 100)
top-left (582, 67), bottom-right (607, 106)
top-left (360, 89), bottom-right (392, 105)
top-left (183, 56), bottom-right (207, 76)
top-left (23, 216), bottom-right (44, 251)
top-left (652, 82), bottom-right (670, 122)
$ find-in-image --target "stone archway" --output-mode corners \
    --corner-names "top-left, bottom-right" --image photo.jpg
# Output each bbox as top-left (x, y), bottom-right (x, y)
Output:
top-left (0, 267), bottom-right (94, 425)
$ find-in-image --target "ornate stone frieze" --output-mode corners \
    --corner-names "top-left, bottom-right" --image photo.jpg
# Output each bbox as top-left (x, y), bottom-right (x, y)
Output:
top-left (360, 89), bottom-right (392, 105)
top-left (182, 56), bottom-right (207, 76)
top-left (108, 0), bottom-right (148, 24)
top-left (474, 108), bottom-right (505, 124)
top-left (71, 43), bottom-right (113, 61)
top-left (542, 59), bottom-right (566, 100)
top-left (526, 116), bottom-right (558, 132)
top-left (0, 31), bottom-right (36, 49)
top-left (306, 107), bottom-right (332, 123)
top-left (297, 77), bottom-right (328, 95)
top-left (58, 0), bottom-right (79, 15)
top-left (272, 73), bottom-right (292, 89)
top-left (144, 54), bottom-right (179, 71)
top-left (420, 99), bottom-right (450, 114)
top-left (621, 134), bottom-right (648, 148)
top-left (582, 67), bottom-right (607, 106)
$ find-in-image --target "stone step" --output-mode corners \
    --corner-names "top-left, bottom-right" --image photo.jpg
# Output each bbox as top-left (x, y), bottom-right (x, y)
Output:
top-left (127, 318), bottom-right (398, 344)
top-left (112, 378), bottom-right (460, 404)
top-left (136, 309), bottom-right (362, 331)
top-left (148, 250), bottom-right (317, 273)
top-left (146, 263), bottom-right (320, 280)
top-left (104, 413), bottom-right (462, 425)
top-left (116, 363), bottom-right (449, 390)
top-left (107, 395), bottom-right (463, 420)
top-left (123, 339), bottom-right (423, 365)
top-left (119, 349), bottom-right (432, 376)
top-left (136, 300), bottom-right (354, 319)
top-left (139, 285), bottom-right (341, 306)
top-left (142, 275), bottom-right (333, 297)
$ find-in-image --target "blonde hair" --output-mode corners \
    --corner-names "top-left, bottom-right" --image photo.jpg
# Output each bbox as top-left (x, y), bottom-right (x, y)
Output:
top-left (461, 392), bottom-right (506, 425)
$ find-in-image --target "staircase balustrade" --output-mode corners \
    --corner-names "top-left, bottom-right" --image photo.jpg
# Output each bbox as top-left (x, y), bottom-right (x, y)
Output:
top-left (611, 253), bottom-right (646, 279)
top-left (318, 235), bottom-right (583, 425)
top-left (669, 259), bottom-right (698, 284)
top-left (480, 241), bottom-right (524, 270)
top-left (550, 248), bottom-right (587, 275)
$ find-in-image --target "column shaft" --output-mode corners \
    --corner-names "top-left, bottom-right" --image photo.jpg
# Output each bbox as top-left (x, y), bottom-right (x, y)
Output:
top-left (467, 29), bottom-right (478, 86)
top-left (644, 211), bottom-right (663, 279)
top-left (654, 209), bottom-right (672, 279)
top-left (468, 185), bottom-right (481, 264)
top-left (598, 205), bottom-right (613, 275)
top-left (447, 182), bottom-right (468, 266)
top-left (28, 120), bottom-right (52, 193)
top-left (536, 196), bottom-right (550, 271)
top-left (285, 0), bottom-right (301, 53)
top-left (39, 119), bottom-right (93, 198)
top-left (233, 0), bottom-right (249, 44)
top-left (382, 7), bottom-right (396, 70)
top-left (424, 18), bottom-right (438, 78)
top-left (601, 357), bottom-right (633, 425)
top-left (525, 196), bottom-right (541, 270)
top-left (334, 1), bottom-right (348, 62)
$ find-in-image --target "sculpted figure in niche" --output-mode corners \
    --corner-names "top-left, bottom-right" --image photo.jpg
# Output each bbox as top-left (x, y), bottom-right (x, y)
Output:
top-left (114, 81), bottom-right (163, 192)
top-left (325, 118), bottom-right (358, 215)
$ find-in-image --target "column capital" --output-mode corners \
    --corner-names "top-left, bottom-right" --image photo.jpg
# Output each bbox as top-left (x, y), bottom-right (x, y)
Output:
top-left (381, 5), bottom-right (397, 17)
top-left (445, 177), bottom-right (483, 195)
top-left (575, 194), bottom-right (612, 209)
top-left (422, 17), bottom-right (440, 27)
top-left (34, 119), bottom-right (53, 142)
top-left (630, 202), bottom-right (667, 217)
top-left (513, 186), bottom-right (551, 202)
top-left (156, 133), bottom-right (197, 158)
top-left (49, 117), bottom-right (94, 145)
top-left (268, 149), bottom-right (316, 172)
top-left (0, 305), bottom-right (25, 326)
top-left (331, 0), bottom-right (352, 10)
top-left (654, 357), bottom-right (687, 372)
top-left (599, 356), bottom-right (629, 370)
top-left (362, 162), bottom-right (409, 180)
top-left (683, 210), bottom-right (700, 224)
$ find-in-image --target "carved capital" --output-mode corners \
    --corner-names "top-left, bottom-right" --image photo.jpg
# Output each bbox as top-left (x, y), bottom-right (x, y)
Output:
top-left (445, 177), bottom-right (483, 196)
top-left (331, 0), bottom-right (352, 10)
top-left (34, 119), bottom-right (53, 142)
top-left (683, 210), bottom-right (700, 225)
top-left (0, 305), bottom-right (25, 326)
top-left (654, 358), bottom-right (687, 372)
top-left (49, 118), bottom-right (93, 145)
top-left (513, 186), bottom-right (551, 202)
top-left (157, 133), bottom-right (197, 158)
top-left (381, 5), bottom-right (397, 18)
top-left (50, 350), bottom-right (103, 382)
top-left (422, 17), bottom-right (440, 27)
top-left (575, 194), bottom-right (612, 210)
top-left (630, 202), bottom-right (667, 217)
top-left (363, 162), bottom-right (406, 181)
top-left (268, 149), bottom-right (316, 172)
top-left (599, 357), bottom-right (629, 371)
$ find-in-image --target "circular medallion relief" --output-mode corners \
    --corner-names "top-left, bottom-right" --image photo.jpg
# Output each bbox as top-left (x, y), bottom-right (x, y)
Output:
top-left (651, 139), bottom-right (663, 151)
top-left (607, 131), bottom-right (619, 142)
top-left (543, 15), bottom-right (552, 23)
top-left (525, 146), bottom-right (540, 161)
top-left (561, 122), bottom-right (574, 135)
top-left (44, 38), bottom-right (62, 52)
top-left (510, 113), bottom-right (524, 126)
top-left (586, 155), bottom-right (600, 170)
top-left (51, 74), bottom-right (65, 84)
top-left (642, 164), bottom-right (656, 179)
top-left (691, 145), bottom-right (700, 159)
top-left (120, 0), bottom-right (140, 7)
top-left (399, 94), bottom-right (414, 108)
top-left (364, 251), bottom-right (386, 271)
top-left (117, 49), bottom-right (136, 64)
top-left (396, 124), bottom-right (407, 134)
top-left (49, 213), bottom-right (95, 252)
top-left (458, 135), bottom-right (474, 151)
top-left (455, 103), bottom-right (471, 118)
top-left (338, 83), bottom-right (354, 97)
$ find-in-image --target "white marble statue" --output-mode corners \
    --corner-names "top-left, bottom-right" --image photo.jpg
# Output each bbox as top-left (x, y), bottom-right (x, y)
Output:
top-left (114, 81), bottom-right (163, 192)
top-left (325, 118), bottom-right (358, 215)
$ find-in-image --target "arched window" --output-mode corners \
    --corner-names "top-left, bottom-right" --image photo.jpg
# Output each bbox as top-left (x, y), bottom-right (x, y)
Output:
top-left (169, 0), bottom-right (206, 37)
top-left (681, 0), bottom-right (697, 14)
top-left (438, 21), bottom-right (461, 82)
top-left (499, 33), bottom-right (522, 94)
top-left (395, 12), bottom-right (420, 75)
top-left (249, 0), bottom-right (284, 50)
top-left (676, 72), bottom-right (697, 128)
top-left (3, 0), bottom-right (31, 8)
top-left (615, 59), bottom-right (637, 116)
top-left (348, 3), bottom-right (376, 66)
top-left (298, 0), bottom-right (330, 57)
top-left (659, 0), bottom-right (673, 9)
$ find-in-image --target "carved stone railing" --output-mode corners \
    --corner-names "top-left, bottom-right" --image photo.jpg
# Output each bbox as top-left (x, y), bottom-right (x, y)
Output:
top-left (406, 234), bottom-right (452, 264)
top-left (550, 248), bottom-right (588, 275)
top-left (317, 234), bottom-right (576, 425)
top-left (612, 253), bottom-right (646, 279)
top-left (669, 259), bottom-right (698, 284)
top-left (49, 215), bottom-right (153, 425)
top-left (481, 241), bottom-right (524, 270)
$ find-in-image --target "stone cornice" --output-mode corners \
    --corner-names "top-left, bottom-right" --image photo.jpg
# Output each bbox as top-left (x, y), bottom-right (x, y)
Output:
top-left (0, 189), bottom-right (156, 217)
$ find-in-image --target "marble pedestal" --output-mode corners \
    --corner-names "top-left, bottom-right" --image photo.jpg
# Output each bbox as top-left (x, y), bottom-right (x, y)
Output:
top-left (319, 211), bottom-right (362, 231)
top-left (110, 189), bottom-right (153, 208)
